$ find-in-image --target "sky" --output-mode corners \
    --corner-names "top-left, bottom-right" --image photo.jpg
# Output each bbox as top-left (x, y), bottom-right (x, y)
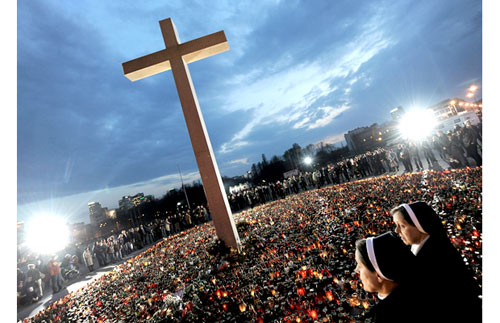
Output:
top-left (17, 0), bottom-right (483, 225)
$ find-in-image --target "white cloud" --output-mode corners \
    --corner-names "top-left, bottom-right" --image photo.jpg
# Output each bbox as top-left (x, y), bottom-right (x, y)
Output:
top-left (220, 140), bottom-right (251, 154)
top-left (307, 105), bottom-right (351, 130)
top-left (317, 132), bottom-right (348, 146)
top-left (219, 17), bottom-right (394, 153)
top-left (226, 157), bottom-right (249, 165)
top-left (292, 117), bottom-right (310, 129)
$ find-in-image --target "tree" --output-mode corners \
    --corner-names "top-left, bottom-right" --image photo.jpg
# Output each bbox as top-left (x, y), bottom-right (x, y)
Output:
top-left (261, 154), bottom-right (269, 168)
top-left (283, 143), bottom-right (302, 171)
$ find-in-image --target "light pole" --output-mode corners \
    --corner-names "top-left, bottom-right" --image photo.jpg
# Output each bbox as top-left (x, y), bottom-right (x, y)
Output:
top-left (466, 84), bottom-right (478, 105)
top-left (449, 100), bottom-right (458, 115)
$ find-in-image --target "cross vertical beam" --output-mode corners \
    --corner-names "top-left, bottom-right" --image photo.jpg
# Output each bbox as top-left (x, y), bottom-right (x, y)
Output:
top-left (122, 18), bottom-right (241, 250)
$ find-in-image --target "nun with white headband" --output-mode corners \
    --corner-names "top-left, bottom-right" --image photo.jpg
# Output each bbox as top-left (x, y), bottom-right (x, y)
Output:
top-left (391, 201), bottom-right (481, 323)
top-left (354, 232), bottom-right (428, 323)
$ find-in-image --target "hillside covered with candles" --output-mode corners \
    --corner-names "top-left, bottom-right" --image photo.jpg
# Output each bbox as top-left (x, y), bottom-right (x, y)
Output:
top-left (23, 167), bottom-right (482, 323)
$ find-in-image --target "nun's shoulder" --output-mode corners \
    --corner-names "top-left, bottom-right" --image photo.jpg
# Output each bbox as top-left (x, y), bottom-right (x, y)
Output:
top-left (418, 235), bottom-right (458, 258)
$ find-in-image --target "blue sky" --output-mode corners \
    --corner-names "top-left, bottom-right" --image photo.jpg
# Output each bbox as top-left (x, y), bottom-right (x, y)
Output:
top-left (17, 0), bottom-right (483, 224)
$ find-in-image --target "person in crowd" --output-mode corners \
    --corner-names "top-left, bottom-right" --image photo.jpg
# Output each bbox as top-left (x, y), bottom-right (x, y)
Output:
top-left (107, 238), bottom-right (115, 263)
top-left (391, 201), bottom-right (481, 323)
top-left (435, 131), bottom-right (450, 161)
top-left (447, 132), bottom-right (468, 168)
top-left (398, 144), bottom-right (413, 173)
top-left (408, 142), bottom-right (423, 172)
top-left (48, 255), bottom-right (63, 294)
top-left (83, 247), bottom-right (94, 272)
top-left (388, 149), bottom-right (399, 172)
top-left (25, 263), bottom-right (43, 302)
top-left (355, 232), bottom-right (432, 323)
top-left (17, 267), bottom-right (26, 304)
top-left (461, 121), bottom-right (482, 166)
top-left (185, 211), bottom-right (193, 228)
top-left (421, 139), bottom-right (437, 169)
top-left (165, 217), bottom-right (172, 237)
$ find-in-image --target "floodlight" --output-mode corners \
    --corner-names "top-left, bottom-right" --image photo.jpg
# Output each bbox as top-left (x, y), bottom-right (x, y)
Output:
top-left (398, 109), bottom-right (437, 142)
top-left (25, 214), bottom-right (70, 255)
top-left (304, 156), bottom-right (313, 165)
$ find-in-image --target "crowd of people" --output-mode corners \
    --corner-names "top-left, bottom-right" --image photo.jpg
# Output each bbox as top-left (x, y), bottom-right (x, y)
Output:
top-left (17, 205), bottom-right (212, 307)
top-left (229, 121), bottom-right (482, 213)
top-left (21, 166), bottom-right (482, 322)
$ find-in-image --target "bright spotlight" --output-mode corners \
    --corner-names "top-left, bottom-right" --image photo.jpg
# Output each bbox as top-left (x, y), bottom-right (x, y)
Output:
top-left (304, 156), bottom-right (313, 165)
top-left (398, 109), bottom-right (437, 142)
top-left (25, 215), bottom-right (70, 254)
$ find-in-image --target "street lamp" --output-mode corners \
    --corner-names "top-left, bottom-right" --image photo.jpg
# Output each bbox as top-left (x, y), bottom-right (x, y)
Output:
top-left (466, 84), bottom-right (478, 103)
top-left (304, 156), bottom-right (313, 165)
top-left (449, 100), bottom-right (458, 115)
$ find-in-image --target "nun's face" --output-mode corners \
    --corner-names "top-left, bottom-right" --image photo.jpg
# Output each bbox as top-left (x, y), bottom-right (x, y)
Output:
top-left (393, 212), bottom-right (426, 245)
top-left (355, 250), bottom-right (382, 293)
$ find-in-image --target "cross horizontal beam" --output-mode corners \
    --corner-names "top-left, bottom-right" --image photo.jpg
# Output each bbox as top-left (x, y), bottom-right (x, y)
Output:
top-left (122, 31), bottom-right (229, 82)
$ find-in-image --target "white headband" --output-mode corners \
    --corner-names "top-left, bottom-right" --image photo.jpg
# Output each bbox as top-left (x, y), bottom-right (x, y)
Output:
top-left (402, 204), bottom-right (427, 234)
top-left (366, 237), bottom-right (392, 281)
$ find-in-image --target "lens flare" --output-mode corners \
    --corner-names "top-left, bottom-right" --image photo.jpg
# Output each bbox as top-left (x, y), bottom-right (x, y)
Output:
top-left (398, 109), bottom-right (437, 142)
top-left (25, 214), bottom-right (70, 254)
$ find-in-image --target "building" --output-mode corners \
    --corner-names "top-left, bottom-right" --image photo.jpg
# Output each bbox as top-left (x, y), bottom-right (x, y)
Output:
top-left (435, 110), bottom-right (481, 134)
top-left (118, 196), bottom-right (134, 212)
top-left (344, 122), bottom-right (397, 153)
top-left (88, 201), bottom-right (107, 225)
top-left (118, 193), bottom-right (153, 227)
top-left (427, 98), bottom-right (473, 120)
top-left (69, 222), bottom-right (88, 242)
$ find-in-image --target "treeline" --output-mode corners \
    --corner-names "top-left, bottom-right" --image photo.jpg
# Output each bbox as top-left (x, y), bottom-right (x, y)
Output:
top-left (99, 142), bottom-right (348, 236)
top-left (99, 182), bottom-right (208, 236)
top-left (224, 142), bottom-right (349, 187)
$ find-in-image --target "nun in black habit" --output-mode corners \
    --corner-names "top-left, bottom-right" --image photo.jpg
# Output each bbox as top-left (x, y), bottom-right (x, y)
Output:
top-left (391, 201), bottom-right (482, 323)
top-left (354, 232), bottom-right (431, 323)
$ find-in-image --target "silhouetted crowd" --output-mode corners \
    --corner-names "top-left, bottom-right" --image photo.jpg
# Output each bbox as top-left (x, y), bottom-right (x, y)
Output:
top-left (21, 166), bottom-right (482, 322)
top-left (17, 205), bottom-right (211, 307)
top-left (229, 122), bottom-right (481, 213)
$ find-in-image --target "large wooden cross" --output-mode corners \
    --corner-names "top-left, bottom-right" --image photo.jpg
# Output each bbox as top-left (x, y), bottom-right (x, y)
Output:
top-left (122, 18), bottom-right (241, 251)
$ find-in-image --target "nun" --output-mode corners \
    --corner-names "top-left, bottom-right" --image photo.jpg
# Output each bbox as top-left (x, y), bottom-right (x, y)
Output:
top-left (354, 232), bottom-right (429, 323)
top-left (391, 201), bottom-right (481, 323)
